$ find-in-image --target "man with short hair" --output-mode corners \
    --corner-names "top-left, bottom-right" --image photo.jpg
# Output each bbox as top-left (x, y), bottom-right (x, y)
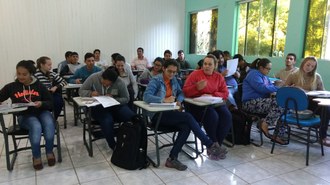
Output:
top-left (60, 52), bottom-right (83, 77)
top-left (57, 51), bottom-right (72, 74)
top-left (176, 50), bottom-right (190, 70)
top-left (131, 47), bottom-right (150, 70)
top-left (275, 53), bottom-right (299, 86)
top-left (94, 49), bottom-right (108, 70)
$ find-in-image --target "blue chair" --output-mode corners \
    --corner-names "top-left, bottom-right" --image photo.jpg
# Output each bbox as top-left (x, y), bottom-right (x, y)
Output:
top-left (271, 87), bottom-right (324, 166)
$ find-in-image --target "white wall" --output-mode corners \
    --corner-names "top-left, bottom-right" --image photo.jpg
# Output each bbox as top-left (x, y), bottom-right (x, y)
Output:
top-left (0, 0), bottom-right (185, 84)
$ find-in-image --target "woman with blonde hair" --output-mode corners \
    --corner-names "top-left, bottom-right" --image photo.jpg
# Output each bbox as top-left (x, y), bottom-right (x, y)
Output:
top-left (285, 56), bottom-right (330, 146)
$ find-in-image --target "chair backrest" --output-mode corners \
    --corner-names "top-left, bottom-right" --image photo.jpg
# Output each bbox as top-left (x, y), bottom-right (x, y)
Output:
top-left (276, 87), bottom-right (308, 111)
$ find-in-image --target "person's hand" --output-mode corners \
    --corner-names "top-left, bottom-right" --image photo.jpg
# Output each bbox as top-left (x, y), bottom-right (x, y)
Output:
top-left (91, 91), bottom-right (99, 97)
top-left (221, 69), bottom-right (228, 77)
top-left (196, 80), bottom-right (207, 91)
top-left (163, 96), bottom-right (175, 103)
top-left (234, 71), bottom-right (240, 78)
top-left (75, 79), bottom-right (82, 84)
top-left (34, 101), bottom-right (42, 108)
top-left (49, 86), bottom-right (57, 93)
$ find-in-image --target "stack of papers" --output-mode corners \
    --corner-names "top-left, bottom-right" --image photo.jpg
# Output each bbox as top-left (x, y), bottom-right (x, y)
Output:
top-left (193, 96), bottom-right (223, 104)
top-left (11, 102), bottom-right (36, 108)
top-left (149, 102), bottom-right (176, 107)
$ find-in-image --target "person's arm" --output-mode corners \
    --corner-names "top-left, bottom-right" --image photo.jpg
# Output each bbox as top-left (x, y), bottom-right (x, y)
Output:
top-left (316, 74), bottom-right (325, 90)
top-left (247, 72), bottom-right (278, 94)
top-left (38, 83), bottom-right (53, 110)
top-left (112, 80), bottom-right (130, 104)
top-left (143, 78), bottom-right (163, 103)
top-left (213, 75), bottom-right (229, 99)
top-left (0, 84), bottom-right (10, 103)
top-left (182, 71), bottom-right (203, 97)
top-left (79, 76), bottom-right (95, 97)
top-left (68, 69), bottom-right (82, 84)
top-left (137, 69), bottom-right (150, 83)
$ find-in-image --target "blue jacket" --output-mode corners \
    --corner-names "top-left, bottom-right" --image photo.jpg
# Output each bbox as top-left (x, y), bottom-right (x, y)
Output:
top-left (143, 74), bottom-right (184, 103)
top-left (242, 69), bottom-right (278, 102)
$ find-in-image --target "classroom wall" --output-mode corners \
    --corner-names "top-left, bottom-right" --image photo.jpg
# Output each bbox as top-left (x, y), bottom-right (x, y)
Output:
top-left (185, 0), bottom-right (330, 89)
top-left (0, 0), bottom-right (185, 85)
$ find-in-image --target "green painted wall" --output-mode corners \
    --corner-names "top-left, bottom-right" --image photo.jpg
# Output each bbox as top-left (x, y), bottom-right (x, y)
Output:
top-left (185, 0), bottom-right (330, 89)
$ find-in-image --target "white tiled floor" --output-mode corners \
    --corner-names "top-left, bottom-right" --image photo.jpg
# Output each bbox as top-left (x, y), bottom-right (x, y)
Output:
top-left (1, 103), bottom-right (330, 185)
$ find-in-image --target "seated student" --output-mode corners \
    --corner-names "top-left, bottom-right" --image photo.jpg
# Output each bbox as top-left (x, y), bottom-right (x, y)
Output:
top-left (113, 55), bottom-right (138, 110)
top-left (69, 52), bottom-right (101, 84)
top-left (0, 60), bottom-right (56, 170)
top-left (79, 68), bottom-right (135, 150)
top-left (212, 50), bottom-right (240, 109)
top-left (183, 54), bottom-right (232, 155)
top-left (143, 59), bottom-right (224, 171)
top-left (138, 57), bottom-right (164, 84)
top-left (111, 53), bottom-right (132, 72)
top-left (93, 49), bottom-right (108, 70)
top-left (242, 58), bottom-right (284, 144)
top-left (285, 56), bottom-right (330, 146)
top-left (60, 52), bottom-right (83, 77)
top-left (35, 56), bottom-right (67, 120)
top-left (131, 47), bottom-right (150, 70)
top-left (163, 49), bottom-right (173, 62)
top-left (233, 54), bottom-right (250, 83)
top-left (57, 51), bottom-right (72, 74)
top-left (176, 50), bottom-right (190, 70)
top-left (275, 53), bottom-right (299, 86)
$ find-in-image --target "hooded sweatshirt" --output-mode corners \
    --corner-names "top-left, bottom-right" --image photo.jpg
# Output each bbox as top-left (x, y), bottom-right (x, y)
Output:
top-left (0, 76), bottom-right (53, 115)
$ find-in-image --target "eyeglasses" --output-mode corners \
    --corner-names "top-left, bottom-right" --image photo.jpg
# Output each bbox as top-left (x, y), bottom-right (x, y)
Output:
top-left (264, 67), bottom-right (272, 71)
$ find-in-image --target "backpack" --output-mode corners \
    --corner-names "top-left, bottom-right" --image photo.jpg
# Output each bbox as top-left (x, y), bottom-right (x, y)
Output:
top-left (226, 109), bottom-right (252, 145)
top-left (111, 115), bottom-right (149, 170)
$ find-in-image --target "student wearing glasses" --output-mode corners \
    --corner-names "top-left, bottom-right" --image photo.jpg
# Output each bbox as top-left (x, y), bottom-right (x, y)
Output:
top-left (143, 59), bottom-right (224, 171)
top-left (138, 57), bottom-right (164, 84)
top-left (242, 58), bottom-right (285, 144)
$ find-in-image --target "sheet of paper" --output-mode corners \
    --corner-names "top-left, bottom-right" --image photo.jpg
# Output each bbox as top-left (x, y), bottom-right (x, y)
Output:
top-left (193, 96), bottom-right (223, 104)
top-left (11, 102), bottom-right (36, 108)
top-left (225, 58), bottom-right (238, 77)
top-left (93, 96), bottom-right (120, 108)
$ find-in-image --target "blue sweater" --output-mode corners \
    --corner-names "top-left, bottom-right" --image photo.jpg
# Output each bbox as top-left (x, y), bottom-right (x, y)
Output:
top-left (69, 66), bottom-right (101, 84)
top-left (242, 69), bottom-right (278, 102)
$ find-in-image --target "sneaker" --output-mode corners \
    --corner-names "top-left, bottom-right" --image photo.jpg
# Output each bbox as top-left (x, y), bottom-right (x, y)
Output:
top-left (165, 158), bottom-right (187, 171)
top-left (207, 142), bottom-right (226, 160)
top-left (219, 145), bottom-right (228, 154)
top-left (32, 157), bottom-right (43, 170)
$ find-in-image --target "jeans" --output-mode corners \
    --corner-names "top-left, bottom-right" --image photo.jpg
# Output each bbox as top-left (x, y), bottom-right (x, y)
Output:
top-left (91, 104), bottom-right (135, 149)
top-left (187, 104), bottom-right (232, 145)
top-left (53, 92), bottom-right (64, 120)
top-left (18, 111), bottom-right (55, 158)
top-left (151, 111), bottom-right (213, 159)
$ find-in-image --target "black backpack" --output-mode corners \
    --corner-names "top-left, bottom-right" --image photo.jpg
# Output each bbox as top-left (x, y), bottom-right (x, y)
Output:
top-left (226, 109), bottom-right (253, 145)
top-left (111, 115), bottom-right (149, 170)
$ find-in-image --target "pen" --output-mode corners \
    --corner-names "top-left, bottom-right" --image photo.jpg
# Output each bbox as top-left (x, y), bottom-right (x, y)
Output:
top-left (93, 84), bottom-right (96, 91)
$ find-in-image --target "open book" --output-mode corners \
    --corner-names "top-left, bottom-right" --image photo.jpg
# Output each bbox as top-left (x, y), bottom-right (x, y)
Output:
top-left (82, 96), bottom-right (120, 108)
top-left (193, 96), bottom-right (223, 104)
top-left (149, 102), bottom-right (176, 107)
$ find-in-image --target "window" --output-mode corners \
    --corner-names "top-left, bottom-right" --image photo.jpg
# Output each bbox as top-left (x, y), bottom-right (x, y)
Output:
top-left (189, 9), bottom-right (218, 55)
top-left (238, 0), bottom-right (290, 57)
top-left (304, 0), bottom-right (330, 59)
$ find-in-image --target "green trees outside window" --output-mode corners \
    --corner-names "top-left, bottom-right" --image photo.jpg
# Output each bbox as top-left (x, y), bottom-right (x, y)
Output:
top-left (189, 9), bottom-right (218, 55)
top-left (304, 0), bottom-right (330, 59)
top-left (238, 0), bottom-right (290, 57)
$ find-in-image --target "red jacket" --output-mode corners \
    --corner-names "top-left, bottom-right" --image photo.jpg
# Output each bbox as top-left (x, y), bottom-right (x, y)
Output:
top-left (183, 69), bottom-right (229, 99)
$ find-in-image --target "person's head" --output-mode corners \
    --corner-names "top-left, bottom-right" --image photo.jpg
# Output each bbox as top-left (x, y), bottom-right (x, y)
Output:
top-left (251, 58), bottom-right (272, 75)
top-left (65, 51), bottom-right (72, 60)
top-left (36, 56), bottom-right (52, 72)
top-left (202, 54), bottom-right (218, 75)
top-left (177, 50), bottom-right (184, 61)
top-left (233, 54), bottom-right (245, 67)
top-left (16, 60), bottom-right (36, 85)
top-left (212, 50), bottom-right (225, 65)
top-left (101, 66), bottom-right (118, 87)
top-left (153, 57), bottom-right (164, 72)
top-left (163, 50), bottom-right (172, 61)
top-left (114, 55), bottom-right (126, 73)
top-left (162, 59), bottom-right (178, 80)
top-left (70, 52), bottom-right (79, 64)
top-left (111, 53), bottom-right (121, 65)
top-left (137, 47), bottom-right (144, 58)
top-left (84, 52), bottom-right (95, 70)
top-left (223, 51), bottom-right (231, 61)
top-left (93, 49), bottom-right (101, 61)
top-left (300, 56), bottom-right (318, 75)
top-left (285, 53), bottom-right (297, 68)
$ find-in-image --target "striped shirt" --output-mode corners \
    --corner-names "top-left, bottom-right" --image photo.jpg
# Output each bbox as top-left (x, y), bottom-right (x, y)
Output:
top-left (34, 69), bottom-right (67, 91)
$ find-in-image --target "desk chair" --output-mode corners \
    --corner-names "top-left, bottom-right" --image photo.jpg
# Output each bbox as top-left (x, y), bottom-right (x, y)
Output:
top-left (0, 111), bottom-right (62, 171)
top-left (271, 87), bottom-right (324, 166)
